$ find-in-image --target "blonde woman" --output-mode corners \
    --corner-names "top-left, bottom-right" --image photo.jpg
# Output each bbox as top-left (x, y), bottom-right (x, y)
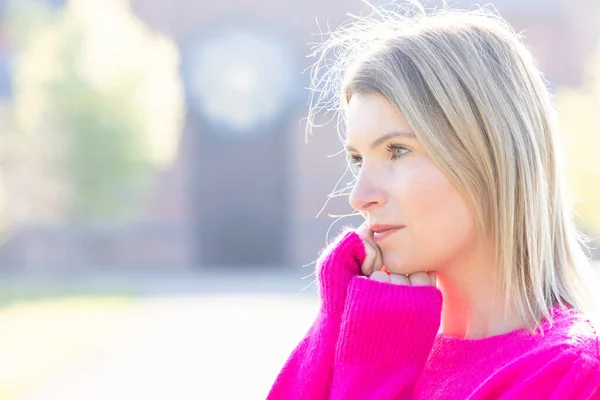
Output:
top-left (268, 3), bottom-right (600, 400)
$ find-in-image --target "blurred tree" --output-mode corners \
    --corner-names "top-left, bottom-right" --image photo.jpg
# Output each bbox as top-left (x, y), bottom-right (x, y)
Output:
top-left (3, 0), bottom-right (184, 224)
top-left (556, 46), bottom-right (600, 240)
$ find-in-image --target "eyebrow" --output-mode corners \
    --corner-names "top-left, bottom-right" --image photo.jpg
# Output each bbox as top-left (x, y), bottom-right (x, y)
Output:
top-left (344, 130), bottom-right (416, 153)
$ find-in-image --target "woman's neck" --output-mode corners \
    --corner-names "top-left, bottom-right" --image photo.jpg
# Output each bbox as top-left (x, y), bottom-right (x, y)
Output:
top-left (435, 252), bottom-right (525, 340)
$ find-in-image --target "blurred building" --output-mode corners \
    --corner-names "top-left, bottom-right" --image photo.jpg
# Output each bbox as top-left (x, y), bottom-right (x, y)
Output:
top-left (0, 0), bottom-right (598, 272)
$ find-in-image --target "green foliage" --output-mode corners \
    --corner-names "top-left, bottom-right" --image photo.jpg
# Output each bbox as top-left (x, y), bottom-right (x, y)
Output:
top-left (47, 40), bottom-right (149, 221)
top-left (4, 0), bottom-right (184, 223)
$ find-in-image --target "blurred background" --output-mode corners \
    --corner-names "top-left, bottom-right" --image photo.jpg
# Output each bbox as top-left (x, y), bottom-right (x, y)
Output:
top-left (0, 0), bottom-right (598, 398)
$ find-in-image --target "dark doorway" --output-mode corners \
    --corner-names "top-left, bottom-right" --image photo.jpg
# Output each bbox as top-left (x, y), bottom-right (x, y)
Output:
top-left (181, 25), bottom-right (300, 268)
top-left (194, 120), bottom-right (289, 267)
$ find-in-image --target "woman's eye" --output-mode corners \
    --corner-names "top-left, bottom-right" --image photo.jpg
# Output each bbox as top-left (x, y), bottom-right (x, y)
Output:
top-left (388, 144), bottom-right (410, 160)
top-left (346, 145), bottom-right (409, 176)
top-left (348, 154), bottom-right (362, 175)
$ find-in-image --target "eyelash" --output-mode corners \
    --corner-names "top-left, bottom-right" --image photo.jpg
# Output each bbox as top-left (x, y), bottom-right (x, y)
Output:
top-left (348, 144), bottom-right (410, 170)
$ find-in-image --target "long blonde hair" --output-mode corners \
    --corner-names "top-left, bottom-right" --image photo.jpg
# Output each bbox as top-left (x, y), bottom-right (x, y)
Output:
top-left (307, 3), bottom-right (600, 332)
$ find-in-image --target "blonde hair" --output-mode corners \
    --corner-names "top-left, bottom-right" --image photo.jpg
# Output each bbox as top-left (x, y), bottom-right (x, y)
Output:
top-left (307, 3), bottom-right (600, 332)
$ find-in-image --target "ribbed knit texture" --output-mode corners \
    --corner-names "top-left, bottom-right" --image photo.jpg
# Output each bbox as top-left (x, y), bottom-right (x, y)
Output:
top-left (267, 231), bottom-right (600, 399)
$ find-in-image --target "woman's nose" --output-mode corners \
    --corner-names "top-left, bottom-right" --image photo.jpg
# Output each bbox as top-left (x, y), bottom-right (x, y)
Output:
top-left (349, 170), bottom-right (386, 212)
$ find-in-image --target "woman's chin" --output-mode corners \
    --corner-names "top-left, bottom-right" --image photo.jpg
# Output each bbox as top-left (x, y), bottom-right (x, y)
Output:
top-left (382, 256), bottom-right (411, 275)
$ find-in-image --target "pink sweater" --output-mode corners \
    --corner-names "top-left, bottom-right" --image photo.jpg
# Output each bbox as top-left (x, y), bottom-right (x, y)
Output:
top-left (267, 230), bottom-right (600, 399)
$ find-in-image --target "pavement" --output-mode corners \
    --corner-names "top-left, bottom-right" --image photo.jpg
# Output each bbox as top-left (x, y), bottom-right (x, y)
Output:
top-left (0, 269), bottom-right (321, 400)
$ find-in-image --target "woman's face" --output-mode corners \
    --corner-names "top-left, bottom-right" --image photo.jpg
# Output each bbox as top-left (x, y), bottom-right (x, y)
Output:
top-left (345, 93), bottom-right (478, 275)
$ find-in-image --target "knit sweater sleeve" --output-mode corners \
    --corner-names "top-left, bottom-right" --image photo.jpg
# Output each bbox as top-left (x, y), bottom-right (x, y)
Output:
top-left (266, 230), bottom-right (365, 400)
top-left (330, 276), bottom-right (443, 399)
top-left (469, 346), bottom-right (600, 399)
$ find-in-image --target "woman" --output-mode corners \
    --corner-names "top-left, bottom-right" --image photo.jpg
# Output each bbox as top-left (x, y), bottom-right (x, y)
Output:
top-left (268, 4), bottom-right (600, 400)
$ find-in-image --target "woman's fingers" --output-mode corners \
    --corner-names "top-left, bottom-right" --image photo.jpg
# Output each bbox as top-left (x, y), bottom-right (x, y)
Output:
top-left (370, 271), bottom-right (411, 285)
top-left (371, 271), bottom-right (436, 286)
top-left (356, 223), bottom-right (384, 276)
top-left (360, 244), bottom-right (376, 276)
top-left (389, 273), bottom-right (411, 285)
top-left (360, 241), bottom-right (383, 276)
top-left (369, 270), bottom-right (390, 283)
top-left (372, 245), bottom-right (384, 275)
top-left (427, 271), bottom-right (437, 287)
top-left (408, 272), bottom-right (432, 286)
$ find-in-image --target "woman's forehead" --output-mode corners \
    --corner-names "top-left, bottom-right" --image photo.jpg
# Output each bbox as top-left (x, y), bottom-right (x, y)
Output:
top-left (345, 94), bottom-right (415, 143)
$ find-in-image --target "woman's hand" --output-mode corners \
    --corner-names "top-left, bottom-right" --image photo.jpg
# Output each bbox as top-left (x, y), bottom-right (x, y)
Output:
top-left (355, 222), bottom-right (437, 286)
top-left (369, 270), bottom-right (437, 286)
top-left (354, 223), bottom-right (384, 276)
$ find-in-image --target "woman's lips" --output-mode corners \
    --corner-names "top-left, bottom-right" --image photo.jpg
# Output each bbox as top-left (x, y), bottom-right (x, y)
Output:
top-left (371, 225), bottom-right (404, 243)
